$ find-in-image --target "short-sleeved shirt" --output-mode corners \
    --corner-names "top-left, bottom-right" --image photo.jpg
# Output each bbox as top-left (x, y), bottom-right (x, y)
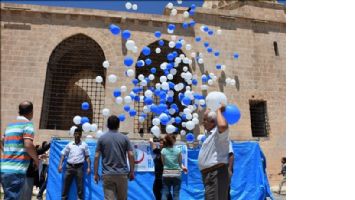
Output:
top-left (1, 116), bottom-right (35, 174)
top-left (61, 141), bottom-right (90, 164)
top-left (96, 130), bottom-right (133, 175)
top-left (161, 147), bottom-right (181, 170)
top-left (229, 141), bottom-right (234, 155)
top-left (198, 126), bottom-right (230, 171)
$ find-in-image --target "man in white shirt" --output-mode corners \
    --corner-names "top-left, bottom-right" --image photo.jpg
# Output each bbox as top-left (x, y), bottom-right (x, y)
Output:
top-left (58, 126), bottom-right (91, 200)
top-left (198, 105), bottom-right (230, 200)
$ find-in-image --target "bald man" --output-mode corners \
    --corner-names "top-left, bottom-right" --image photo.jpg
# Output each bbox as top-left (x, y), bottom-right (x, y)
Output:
top-left (198, 105), bottom-right (230, 200)
top-left (1, 101), bottom-right (38, 200)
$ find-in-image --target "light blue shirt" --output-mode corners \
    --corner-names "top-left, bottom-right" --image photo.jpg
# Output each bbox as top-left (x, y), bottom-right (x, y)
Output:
top-left (61, 141), bottom-right (90, 164)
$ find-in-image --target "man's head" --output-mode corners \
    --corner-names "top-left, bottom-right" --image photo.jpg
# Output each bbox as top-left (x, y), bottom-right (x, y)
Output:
top-left (19, 101), bottom-right (33, 120)
top-left (202, 109), bottom-right (217, 132)
top-left (281, 157), bottom-right (286, 164)
top-left (107, 115), bottom-right (120, 131)
top-left (74, 126), bottom-right (83, 142)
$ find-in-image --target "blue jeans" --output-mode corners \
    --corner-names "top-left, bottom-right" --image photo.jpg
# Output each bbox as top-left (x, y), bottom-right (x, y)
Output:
top-left (1, 173), bottom-right (26, 200)
top-left (161, 177), bottom-right (181, 200)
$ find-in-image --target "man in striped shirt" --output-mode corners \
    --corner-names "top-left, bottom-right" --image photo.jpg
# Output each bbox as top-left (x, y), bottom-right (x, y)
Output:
top-left (1, 101), bottom-right (39, 200)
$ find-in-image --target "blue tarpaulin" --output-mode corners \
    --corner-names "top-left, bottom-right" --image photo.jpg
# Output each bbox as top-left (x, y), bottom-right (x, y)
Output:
top-left (47, 140), bottom-right (273, 200)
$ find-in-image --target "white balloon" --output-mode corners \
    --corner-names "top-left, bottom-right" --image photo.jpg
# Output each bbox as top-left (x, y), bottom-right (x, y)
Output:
top-left (170, 68), bottom-right (177, 75)
top-left (138, 74), bottom-right (145, 81)
top-left (160, 76), bottom-right (167, 83)
top-left (144, 90), bottom-right (153, 97)
top-left (186, 86), bottom-right (191, 91)
top-left (200, 25), bottom-right (205, 32)
top-left (155, 48), bottom-right (161, 54)
top-left (96, 130), bottom-right (103, 138)
top-left (69, 126), bottom-right (77, 136)
top-left (184, 108), bottom-right (192, 114)
top-left (161, 82), bottom-right (169, 90)
top-left (208, 79), bottom-right (213, 85)
top-left (149, 74), bottom-right (155, 80)
top-left (140, 96), bottom-right (144, 103)
top-left (126, 69), bottom-right (134, 77)
top-left (102, 108), bottom-right (110, 116)
top-left (115, 97), bottom-right (123, 104)
top-left (143, 106), bottom-right (150, 113)
top-left (217, 29), bottom-right (222, 35)
top-left (180, 130), bottom-right (186, 136)
top-left (192, 118), bottom-right (199, 125)
top-left (95, 76), bottom-right (103, 83)
top-left (124, 96), bottom-right (132, 104)
top-left (186, 113), bottom-right (193, 120)
top-left (126, 40), bottom-right (135, 50)
top-left (182, 122), bottom-right (186, 127)
top-left (169, 41), bottom-right (176, 48)
top-left (171, 8), bottom-right (177, 16)
top-left (168, 108), bottom-right (176, 115)
top-left (177, 0), bottom-right (183, 4)
top-left (179, 54), bottom-right (185, 58)
top-left (90, 124), bottom-right (98, 132)
top-left (186, 121), bottom-right (195, 130)
top-left (156, 83), bottom-right (161, 89)
top-left (230, 79), bottom-right (236, 86)
top-left (185, 44), bottom-right (192, 51)
top-left (132, 46), bottom-right (138, 53)
top-left (152, 118), bottom-right (161, 126)
top-left (103, 60), bottom-right (110, 68)
top-left (160, 62), bottom-right (167, 70)
top-left (197, 134), bottom-right (205, 141)
top-left (138, 116), bottom-right (145, 123)
top-left (121, 86), bottom-right (127, 92)
top-left (82, 122), bottom-right (91, 133)
top-left (73, 116), bottom-right (81, 125)
top-left (193, 113), bottom-right (199, 118)
top-left (141, 80), bottom-right (147, 86)
top-left (221, 65), bottom-right (226, 71)
top-left (167, 29), bottom-right (174, 34)
top-left (125, 2), bottom-right (132, 9)
top-left (175, 57), bottom-right (182, 63)
top-left (206, 91), bottom-right (228, 111)
top-left (167, 74), bottom-right (174, 80)
top-left (198, 58), bottom-right (204, 64)
top-left (108, 74), bottom-right (117, 83)
top-left (132, 4), bottom-right (138, 10)
top-left (166, 125), bottom-right (176, 134)
top-left (166, 2), bottom-right (173, 9)
top-left (199, 99), bottom-right (206, 105)
top-left (201, 85), bottom-right (208, 91)
top-left (151, 125), bottom-right (161, 138)
top-left (183, 11), bottom-right (189, 18)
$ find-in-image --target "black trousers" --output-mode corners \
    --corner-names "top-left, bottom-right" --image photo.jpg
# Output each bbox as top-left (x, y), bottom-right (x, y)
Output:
top-left (153, 176), bottom-right (172, 200)
top-left (62, 164), bottom-right (83, 200)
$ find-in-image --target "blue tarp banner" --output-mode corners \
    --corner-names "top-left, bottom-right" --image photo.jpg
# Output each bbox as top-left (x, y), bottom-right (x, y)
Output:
top-left (47, 140), bottom-right (273, 200)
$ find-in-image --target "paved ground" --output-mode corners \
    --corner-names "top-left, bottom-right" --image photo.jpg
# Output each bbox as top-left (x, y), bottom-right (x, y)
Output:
top-left (273, 192), bottom-right (286, 200)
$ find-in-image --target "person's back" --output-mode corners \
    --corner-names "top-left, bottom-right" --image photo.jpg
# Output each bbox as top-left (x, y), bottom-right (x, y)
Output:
top-left (161, 147), bottom-right (181, 170)
top-left (97, 130), bottom-right (131, 174)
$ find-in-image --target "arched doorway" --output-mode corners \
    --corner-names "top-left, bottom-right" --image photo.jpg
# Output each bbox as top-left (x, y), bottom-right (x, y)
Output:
top-left (134, 39), bottom-right (191, 135)
top-left (40, 34), bottom-right (106, 130)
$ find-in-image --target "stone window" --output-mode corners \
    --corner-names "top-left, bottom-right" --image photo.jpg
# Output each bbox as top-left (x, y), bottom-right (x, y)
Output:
top-left (40, 34), bottom-right (106, 130)
top-left (249, 100), bottom-right (270, 137)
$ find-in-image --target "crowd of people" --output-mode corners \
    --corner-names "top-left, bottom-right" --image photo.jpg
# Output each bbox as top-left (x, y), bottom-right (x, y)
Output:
top-left (0, 100), bottom-right (281, 200)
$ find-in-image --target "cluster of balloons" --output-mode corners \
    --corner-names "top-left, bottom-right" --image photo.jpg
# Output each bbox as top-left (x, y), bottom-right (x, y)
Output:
top-left (125, 2), bottom-right (138, 11)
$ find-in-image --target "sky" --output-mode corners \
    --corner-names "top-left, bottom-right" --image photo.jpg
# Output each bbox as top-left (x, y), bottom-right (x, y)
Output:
top-left (1, 0), bottom-right (285, 15)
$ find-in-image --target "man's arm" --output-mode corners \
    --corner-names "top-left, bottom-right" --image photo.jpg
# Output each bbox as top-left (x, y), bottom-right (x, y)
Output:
top-left (58, 154), bottom-right (65, 173)
top-left (217, 105), bottom-right (229, 133)
top-left (228, 153), bottom-right (234, 174)
top-left (128, 150), bottom-right (135, 181)
top-left (94, 151), bottom-right (100, 183)
top-left (179, 153), bottom-right (187, 172)
top-left (24, 138), bottom-right (39, 167)
top-left (86, 155), bottom-right (91, 175)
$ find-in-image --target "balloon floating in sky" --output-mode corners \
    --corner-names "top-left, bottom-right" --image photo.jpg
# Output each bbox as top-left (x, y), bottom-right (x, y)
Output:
top-left (102, 60), bottom-right (110, 68)
top-left (206, 91), bottom-right (228, 111)
top-left (186, 133), bottom-right (195, 143)
top-left (109, 24), bottom-right (120, 35)
top-left (81, 102), bottom-right (89, 111)
top-left (223, 104), bottom-right (241, 125)
top-left (125, 2), bottom-right (132, 10)
top-left (122, 30), bottom-right (131, 39)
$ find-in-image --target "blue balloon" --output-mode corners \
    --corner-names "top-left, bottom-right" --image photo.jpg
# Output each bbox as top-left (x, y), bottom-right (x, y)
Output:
top-left (204, 42), bottom-right (209, 47)
top-left (158, 40), bottom-right (164, 46)
top-left (159, 91), bottom-right (167, 99)
top-left (182, 22), bottom-right (189, 29)
top-left (169, 82), bottom-right (175, 89)
top-left (81, 102), bottom-right (89, 110)
top-left (124, 56), bottom-right (134, 67)
top-left (133, 87), bottom-right (142, 93)
top-left (223, 104), bottom-right (241, 125)
top-left (151, 67), bottom-right (157, 74)
top-left (168, 24), bottom-right (175, 30)
top-left (124, 105), bottom-right (130, 112)
top-left (154, 31), bottom-right (161, 38)
top-left (134, 96), bottom-right (140, 102)
top-left (132, 79), bottom-right (139, 85)
top-left (167, 53), bottom-right (174, 61)
top-left (167, 97), bottom-right (174, 103)
top-left (191, 4), bottom-right (196, 9)
top-left (109, 24), bottom-right (120, 35)
top-left (192, 79), bottom-right (198, 85)
top-left (200, 135), bottom-right (206, 143)
top-left (181, 114), bottom-right (187, 120)
top-left (171, 103), bottom-right (178, 110)
top-left (207, 47), bottom-right (213, 53)
top-left (151, 104), bottom-right (159, 113)
top-left (203, 26), bottom-right (209, 32)
top-left (113, 89), bottom-right (121, 97)
top-left (145, 58), bottom-right (152, 66)
top-left (201, 75), bottom-right (208, 83)
top-left (81, 116), bottom-right (89, 124)
top-left (144, 97), bottom-right (153, 105)
top-left (166, 63), bottom-right (173, 70)
top-left (154, 89), bottom-right (161, 96)
top-left (172, 51), bottom-right (178, 57)
top-left (214, 51), bottom-right (220, 57)
top-left (182, 96), bottom-right (191, 105)
top-left (129, 109), bottom-right (137, 117)
top-left (234, 52), bottom-right (239, 59)
top-left (195, 37), bottom-right (201, 42)
top-left (158, 104), bottom-right (168, 112)
top-left (164, 70), bottom-right (169, 76)
top-left (160, 115), bottom-right (169, 125)
top-left (142, 46), bottom-right (151, 56)
top-left (186, 133), bottom-right (195, 143)
top-left (137, 60), bottom-right (145, 67)
top-left (216, 64), bottom-right (222, 70)
top-left (160, 99), bottom-right (167, 104)
top-left (189, 9), bottom-right (195, 16)
top-left (175, 42), bottom-right (182, 49)
top-left (208, 30), bottom-right (214, 35)
top-left (118, 114), bottom-right (125, 122)
top-left (175, 117), bottom-right (182, 124)
top-left (122, 30), bottom-right (131, 39)
top-left (189, 20), bottom-right (196, 27)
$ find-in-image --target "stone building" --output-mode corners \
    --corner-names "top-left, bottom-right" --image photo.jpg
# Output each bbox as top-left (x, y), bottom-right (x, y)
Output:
top-left (0, 0), bottom-right (285, 184)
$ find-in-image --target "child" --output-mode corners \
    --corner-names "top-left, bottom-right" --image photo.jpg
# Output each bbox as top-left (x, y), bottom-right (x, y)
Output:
top-left (278, 157), bottom-right (286, 194)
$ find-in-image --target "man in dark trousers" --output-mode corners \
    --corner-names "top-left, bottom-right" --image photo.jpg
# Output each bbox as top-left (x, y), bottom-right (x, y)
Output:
top-left (58, 126), bottom-right (91, 200)
top-left (94, 115), bottom-right (135, 200)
